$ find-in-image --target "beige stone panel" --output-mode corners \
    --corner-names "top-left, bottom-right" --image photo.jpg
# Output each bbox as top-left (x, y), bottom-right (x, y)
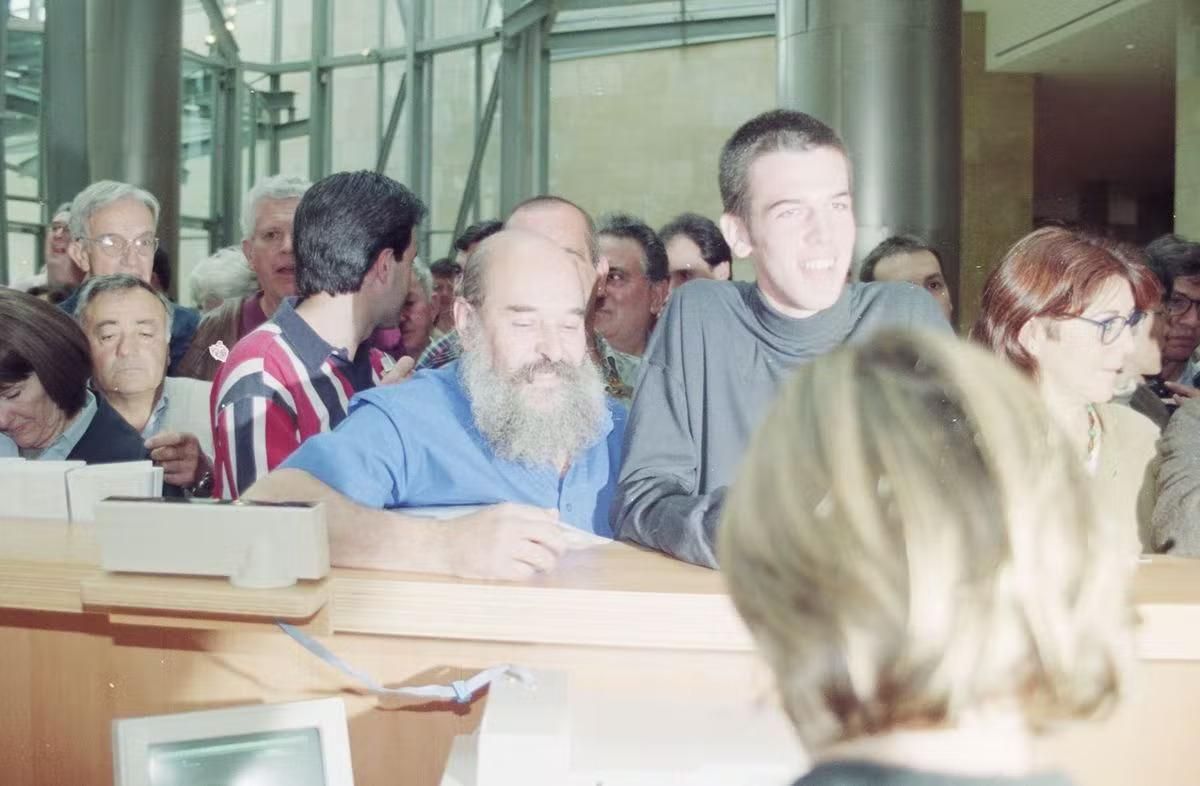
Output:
top-left (548, 39), bottom-right (776, 232)
top-left (960, 12), bottom-right (1035, 333)
top-left (1176, 131), bottom-right (1200, 189)
top-left (1177, 78), bottom-right (1200, 137)
top-left (1174, 185), bottom-right (1200, 239)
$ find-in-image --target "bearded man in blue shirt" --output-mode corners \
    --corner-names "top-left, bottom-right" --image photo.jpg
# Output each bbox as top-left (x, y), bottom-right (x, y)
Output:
top-left (245, 228), bottom-right (626, 581)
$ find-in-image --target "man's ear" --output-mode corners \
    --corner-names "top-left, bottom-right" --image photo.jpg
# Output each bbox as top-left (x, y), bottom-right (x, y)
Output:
top-left (368, 247), bottom-right (396, 287)
top-left (453, 296), bottom-right (477, 339)
top-left (649, 280), bottom-right (669, 317)
top-left (67, 240), bottom-right (90, 277)
top-left (590, 255), bottom-right (609, 300)
top-left (711, 260), bottom-right (732, 281)
top-left (719, 213), bottom-right (753, 260)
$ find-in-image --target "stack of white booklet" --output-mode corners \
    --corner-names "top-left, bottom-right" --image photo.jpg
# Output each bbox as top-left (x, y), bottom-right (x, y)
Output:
top-left (0, 458), bottom-right (163, 522)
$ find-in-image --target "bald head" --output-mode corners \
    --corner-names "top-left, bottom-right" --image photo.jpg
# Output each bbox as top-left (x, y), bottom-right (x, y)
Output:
top-left (505, 197), bottom-right (597, 270)
top-left (461, 228), bottom-right (584, 309)
top-left (455, 228), bottom-right (589, 383)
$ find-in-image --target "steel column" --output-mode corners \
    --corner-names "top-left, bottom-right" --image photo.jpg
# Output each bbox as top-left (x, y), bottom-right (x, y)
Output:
top-left (777, 0), bottom-right (962, 303)
top-left (86, 0), bottom-right (183, 298)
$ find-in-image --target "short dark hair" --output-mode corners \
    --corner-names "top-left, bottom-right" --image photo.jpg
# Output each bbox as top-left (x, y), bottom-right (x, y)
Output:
top-left (658, 212), bottom-right (732, 269)
top-left (859, 235), bottom-right (945, 283)
top-left (293, 170), bottom-right (427, 297)
top-left (1144, 234), bottom-right (1200, 293)
top-left (429, 257), bottom-right (462, 280)
top-left (453, 220), bottom-right (503, 254)
top-left (152, 247), bottom-right (172, 297)
top-left (597, 213), bottom-right (669, 282)
top-left (0, 288), bottom-right (91, 417)
top-left (507, 194), bottom-right (599, 269)
top-left (719, 109), bottom-right (848, 221)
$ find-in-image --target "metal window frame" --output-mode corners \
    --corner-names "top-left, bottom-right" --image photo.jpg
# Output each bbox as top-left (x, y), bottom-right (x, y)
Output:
top-left (2, 0), bottom-right (775, 283)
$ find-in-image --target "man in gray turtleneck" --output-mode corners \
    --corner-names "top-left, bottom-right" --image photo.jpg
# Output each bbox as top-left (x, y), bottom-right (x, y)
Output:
top-left (612, 109), bottom-right (951, 568)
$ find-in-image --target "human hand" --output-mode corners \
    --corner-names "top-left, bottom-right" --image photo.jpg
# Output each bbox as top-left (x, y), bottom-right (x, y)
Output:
top-left (145, 431), bottom-right (209, 487)
top-left (1164, 381), bottom-right (1200, 406)
top-left (379, 356), bottom-right (416, 385)
top-left (439, 503), bottom-right (568, 581)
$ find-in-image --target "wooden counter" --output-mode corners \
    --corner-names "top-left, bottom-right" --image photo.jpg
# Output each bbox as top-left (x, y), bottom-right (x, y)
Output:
top-left (1, 518), bottom-right (1199, 785)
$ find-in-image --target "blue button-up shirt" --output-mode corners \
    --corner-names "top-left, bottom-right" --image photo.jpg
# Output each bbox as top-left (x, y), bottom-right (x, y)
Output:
top-left (281, 363), bottom-right (627, 536)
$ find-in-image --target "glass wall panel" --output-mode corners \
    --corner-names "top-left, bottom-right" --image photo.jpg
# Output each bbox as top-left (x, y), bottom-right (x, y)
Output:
top-left (278, 0), bottom-right (313, 62)
top-left (476, 41), bottom-right (502, 224)
top-left (181, 1), bottom-right (215, 55)
top-left (330, 64), bottom-right (379, 172)
top-left (6, 27), bottom-right (41, 201)
top-left (6, 231), bottom-right (36, 285)
top-left (180, 61), bottom-right (216, 219)
top-left (433, 0), bottom-right (486, 38)
top-left (332, 0), bottom-right (382, 55)
top-left (430, 47), bottom-right (476, 240)
top-left (382, 0), bottom-right (406, 47)
top-left (8, 1), bottom-right (45, 22)
top-left (228, 0), bottom-right (275, 63)
top-left (275, 71), bottom-right (311, 177)
top-left (8, 199), bottom-right (40, 223)
top-left (379, 60), bottom-right (408, 182)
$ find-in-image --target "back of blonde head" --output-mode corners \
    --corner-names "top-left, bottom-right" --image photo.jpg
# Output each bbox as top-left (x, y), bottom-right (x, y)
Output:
top-left (719, 330), bottom-right (1133, 751)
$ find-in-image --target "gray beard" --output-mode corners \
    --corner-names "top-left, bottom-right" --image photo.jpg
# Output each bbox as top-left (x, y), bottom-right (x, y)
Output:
top-left (460, 343), bottom-right (608, 469)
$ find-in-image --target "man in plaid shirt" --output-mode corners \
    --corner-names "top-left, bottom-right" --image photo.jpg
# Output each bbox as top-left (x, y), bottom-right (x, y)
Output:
top-left (210, 171), bottom-right (425, 499)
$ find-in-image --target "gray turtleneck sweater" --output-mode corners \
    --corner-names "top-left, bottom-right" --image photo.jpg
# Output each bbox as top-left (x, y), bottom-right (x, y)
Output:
top-left (611, 279), bottom-right (952, 567)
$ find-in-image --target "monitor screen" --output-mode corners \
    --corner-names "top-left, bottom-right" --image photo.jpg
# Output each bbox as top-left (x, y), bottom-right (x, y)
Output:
top-left (147, 727), bottom-right (326, 786)
top-left (113, 698), bottom-right (353, 786)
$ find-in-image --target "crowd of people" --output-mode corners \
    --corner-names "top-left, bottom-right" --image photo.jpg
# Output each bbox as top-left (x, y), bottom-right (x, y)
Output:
top-left (0, 106), bottom-right (1194, 784)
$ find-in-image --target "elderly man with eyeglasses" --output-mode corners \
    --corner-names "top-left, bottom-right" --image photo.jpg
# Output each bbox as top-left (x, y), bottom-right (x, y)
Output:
top-left (57, 180), bottom-right (200, 375)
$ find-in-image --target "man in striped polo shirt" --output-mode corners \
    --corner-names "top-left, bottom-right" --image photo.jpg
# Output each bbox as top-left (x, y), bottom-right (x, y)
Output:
top-left (210, 171), bottom-right (425, 499)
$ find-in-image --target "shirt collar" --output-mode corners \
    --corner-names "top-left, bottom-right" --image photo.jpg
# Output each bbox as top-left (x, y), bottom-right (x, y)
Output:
top-left (141, 384), bottom-right (170, 439)
top-left (272, 296), bottom-right (374, 372)
top-left (27, 389), bottom-right (98, 461)
top-left (749, 281), bottom-right (854, 345)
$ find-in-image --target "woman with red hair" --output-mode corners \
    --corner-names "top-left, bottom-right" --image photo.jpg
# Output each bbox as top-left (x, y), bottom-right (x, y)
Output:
top-left (972, 226), bottom-right (1163, 549)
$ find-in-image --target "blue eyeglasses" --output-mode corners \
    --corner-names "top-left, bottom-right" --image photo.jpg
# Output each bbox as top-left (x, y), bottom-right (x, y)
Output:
top-left (1070, 310), bottom-right (1147, 345)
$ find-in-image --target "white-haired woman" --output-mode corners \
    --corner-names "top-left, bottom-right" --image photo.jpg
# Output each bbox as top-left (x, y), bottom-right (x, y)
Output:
top-left (188, 246), bottom-right (258, 313)
top-left (721, 330), bottom-right (1134, 786)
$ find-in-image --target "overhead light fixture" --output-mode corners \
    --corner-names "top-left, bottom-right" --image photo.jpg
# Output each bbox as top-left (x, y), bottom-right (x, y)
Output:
top-left (205, 32), bottom-right (217, 45)
top-left (1125, 43), bottom-right (1136, 50)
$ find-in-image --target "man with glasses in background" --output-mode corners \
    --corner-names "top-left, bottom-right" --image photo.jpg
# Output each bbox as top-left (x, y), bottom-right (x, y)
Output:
top-left (58, 180), bottom-right (200, 374)
top-left (176, 175), bottom-right (310, 381)
top-left (7, 203), bottom-right (83, 295)
top-left (1141, 235), bottom-right (1200, 404)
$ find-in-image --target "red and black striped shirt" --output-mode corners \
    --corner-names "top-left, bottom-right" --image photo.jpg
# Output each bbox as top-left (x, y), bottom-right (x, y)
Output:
top-left (210, 299), bottom-right (385, 499)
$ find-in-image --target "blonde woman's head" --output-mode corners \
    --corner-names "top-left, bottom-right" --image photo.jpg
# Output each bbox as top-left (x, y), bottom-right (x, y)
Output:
top-left (719, 330), bottom-right (1134, 752)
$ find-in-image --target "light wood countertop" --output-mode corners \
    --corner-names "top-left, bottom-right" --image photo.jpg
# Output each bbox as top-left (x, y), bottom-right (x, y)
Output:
top-left (2, 518), bottom-right (1199, 657)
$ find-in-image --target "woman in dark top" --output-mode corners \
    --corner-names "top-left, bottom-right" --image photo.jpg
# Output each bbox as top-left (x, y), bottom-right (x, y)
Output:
top-left (0, 288), bottom-right (147, 463)
top-left (720, 331), bottom-right (1133, 786)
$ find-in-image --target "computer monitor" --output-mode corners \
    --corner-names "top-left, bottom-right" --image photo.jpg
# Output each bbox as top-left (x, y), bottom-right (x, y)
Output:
top-left (112, 697), bottom-right (354, 786)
